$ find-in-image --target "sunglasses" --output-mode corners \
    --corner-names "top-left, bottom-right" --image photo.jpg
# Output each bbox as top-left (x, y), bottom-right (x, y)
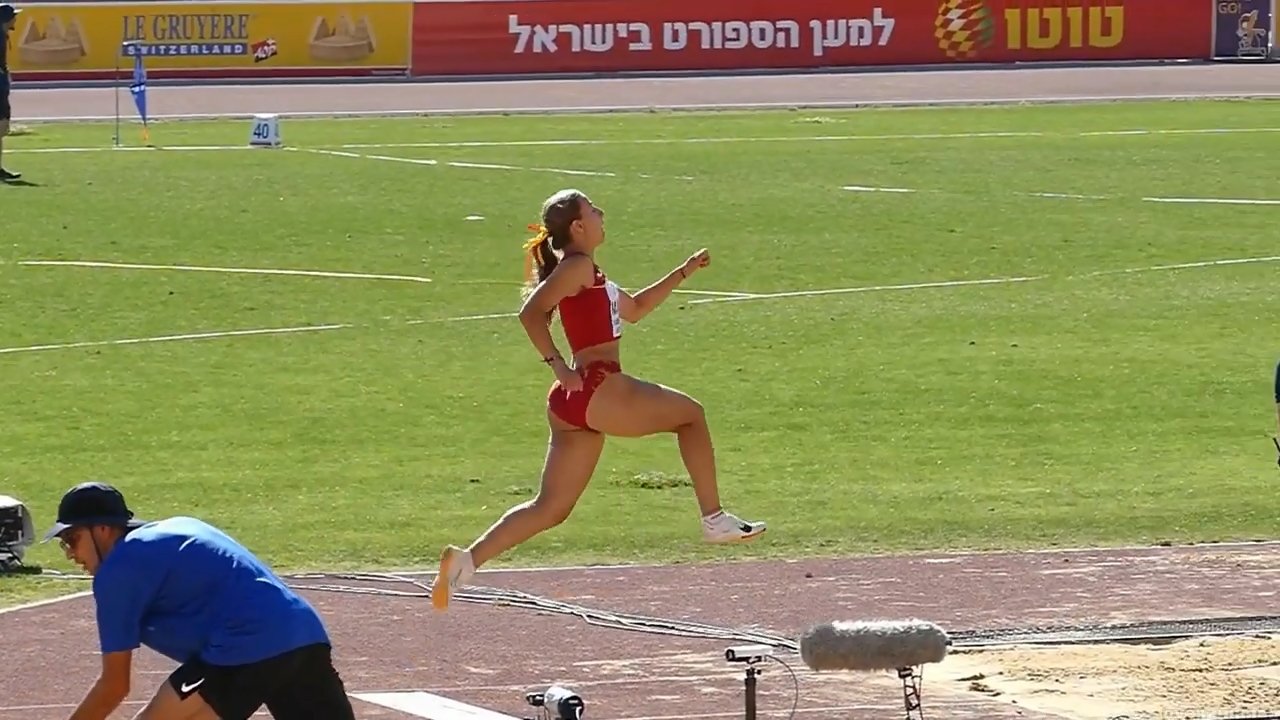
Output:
top-left (57, 527), bottom-right (86, 552)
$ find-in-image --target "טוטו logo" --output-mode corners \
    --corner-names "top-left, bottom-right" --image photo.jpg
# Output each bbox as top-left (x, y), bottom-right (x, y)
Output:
top-left (935, 0), bottom-right (996, 60)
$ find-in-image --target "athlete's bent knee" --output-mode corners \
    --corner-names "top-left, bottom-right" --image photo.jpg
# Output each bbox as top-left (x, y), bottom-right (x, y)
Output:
top-left (675, 394), bottom-right (706, 428)
top-left (529, 494), bottom-right (577, 528)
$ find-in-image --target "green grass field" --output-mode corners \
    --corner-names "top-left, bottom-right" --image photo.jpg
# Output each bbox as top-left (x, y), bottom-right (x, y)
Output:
top-left (3, 98), bottom-right (1278, 609)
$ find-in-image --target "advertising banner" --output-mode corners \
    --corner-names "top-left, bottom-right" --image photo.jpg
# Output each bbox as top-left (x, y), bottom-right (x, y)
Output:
top-left (1212, 0), bottom-right (1272, 58)
top-left (9, 1), bottom-right (412, 81)
top-left (410, 0), bottom-right (1213, 77)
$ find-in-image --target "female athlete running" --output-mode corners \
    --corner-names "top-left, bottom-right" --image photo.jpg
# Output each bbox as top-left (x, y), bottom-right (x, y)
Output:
top-left (431, 188), bottom-right (766, 611)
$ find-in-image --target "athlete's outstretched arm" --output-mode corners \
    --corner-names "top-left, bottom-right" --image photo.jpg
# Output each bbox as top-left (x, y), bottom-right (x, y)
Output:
top-left (66, 650), bottom-right (132, 720)
top-left (519, 254), bottom-right (594, 363)
top-left (621, 249), bottom-right (710, 323)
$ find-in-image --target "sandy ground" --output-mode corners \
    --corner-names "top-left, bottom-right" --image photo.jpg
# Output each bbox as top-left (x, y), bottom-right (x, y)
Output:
top-left (932, 635), bottom-right (1280, 720)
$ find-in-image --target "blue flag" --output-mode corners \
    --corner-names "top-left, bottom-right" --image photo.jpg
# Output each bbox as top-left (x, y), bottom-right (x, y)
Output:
top-left (129, 52), bottom-right (150, 143)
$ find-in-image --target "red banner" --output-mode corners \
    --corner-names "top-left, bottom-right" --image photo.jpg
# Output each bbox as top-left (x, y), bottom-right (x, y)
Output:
top-left (410, 0), bottom-right (1213, 76)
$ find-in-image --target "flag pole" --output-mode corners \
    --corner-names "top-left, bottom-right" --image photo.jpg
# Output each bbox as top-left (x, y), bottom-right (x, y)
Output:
top-left (113, 42), bottom-right (124, 147)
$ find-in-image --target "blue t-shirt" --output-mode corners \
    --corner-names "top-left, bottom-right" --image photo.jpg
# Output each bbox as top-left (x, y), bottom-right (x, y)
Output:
top-left (92, 516), bottom-right (330, 666)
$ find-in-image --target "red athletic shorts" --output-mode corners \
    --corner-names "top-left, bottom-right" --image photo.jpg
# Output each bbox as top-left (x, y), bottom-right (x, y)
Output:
top-left (548, 360), bottom-right (622, 432)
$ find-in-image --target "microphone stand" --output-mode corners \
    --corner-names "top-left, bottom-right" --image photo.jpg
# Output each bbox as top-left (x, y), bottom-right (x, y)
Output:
top-left (724, 648), bottom-right (768, 720)
top-left (742, 658), bottom-right (760, 720)
top-left (897, 666), bottom-right (925, 720)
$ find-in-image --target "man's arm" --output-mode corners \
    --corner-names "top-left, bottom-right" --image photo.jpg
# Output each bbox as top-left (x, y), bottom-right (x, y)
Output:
top-left (67, 651), bottom-right (132, 720)
top-left (72, 554), bottom-right (158, 720)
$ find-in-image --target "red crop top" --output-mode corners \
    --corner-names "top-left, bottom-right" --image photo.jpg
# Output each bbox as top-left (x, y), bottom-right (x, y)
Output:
top-left (559, 264), bottom-right (623, 354)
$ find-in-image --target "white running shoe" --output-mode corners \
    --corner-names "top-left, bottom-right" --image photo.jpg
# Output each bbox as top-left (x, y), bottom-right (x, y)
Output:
top-left (431, 545), bottom-right (476, 611)
top-left (702, 510), bottom-right (767, 543)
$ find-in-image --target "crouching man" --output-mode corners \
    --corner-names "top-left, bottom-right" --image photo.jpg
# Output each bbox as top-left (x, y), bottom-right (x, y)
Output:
top-left (43, 481), bottom-right (357, 720)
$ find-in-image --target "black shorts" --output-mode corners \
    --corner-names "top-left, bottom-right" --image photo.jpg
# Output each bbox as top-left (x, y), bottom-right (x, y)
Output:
top-left (0, 74), bottom-right (10, 122)
top-left (168, 642), bottom-right (355, 720)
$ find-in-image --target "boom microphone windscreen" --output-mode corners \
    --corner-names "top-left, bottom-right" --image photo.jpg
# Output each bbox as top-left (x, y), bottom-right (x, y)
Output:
top-left (798, 620), bottom-right (950, 672)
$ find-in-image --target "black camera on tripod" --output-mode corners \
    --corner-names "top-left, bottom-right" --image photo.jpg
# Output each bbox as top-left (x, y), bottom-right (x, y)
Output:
top-left (524, 684), bottom-right (584, 720)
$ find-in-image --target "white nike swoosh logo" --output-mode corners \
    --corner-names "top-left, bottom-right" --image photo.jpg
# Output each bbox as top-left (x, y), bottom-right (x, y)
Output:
top-left (180, 679), bottom-right (204, 693)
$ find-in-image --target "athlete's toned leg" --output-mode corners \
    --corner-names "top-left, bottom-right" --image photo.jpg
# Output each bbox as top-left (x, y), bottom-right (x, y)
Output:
top-left (467, 416), bottom-right (606, 566)
top-left (432, 412), bottom-right (606, 610)
top-left (586, 373), bottom-right (765, 543)
top-left (131, 680), bottom-right (220, 720)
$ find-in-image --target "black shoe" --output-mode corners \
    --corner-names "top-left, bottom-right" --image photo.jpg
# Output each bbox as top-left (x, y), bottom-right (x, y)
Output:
top-left (0, 168), bottom-right (20, 182)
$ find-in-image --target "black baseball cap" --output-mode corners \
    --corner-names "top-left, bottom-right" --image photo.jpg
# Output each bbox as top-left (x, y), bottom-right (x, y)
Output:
top-left (41, 481), bottom-right (148, 542)
top-left (0, 4), bottom-right (21, 23)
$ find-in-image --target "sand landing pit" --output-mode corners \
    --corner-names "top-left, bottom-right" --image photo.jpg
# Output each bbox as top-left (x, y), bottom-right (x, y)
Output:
top-left (933, 634), bottom-right (1280, 719)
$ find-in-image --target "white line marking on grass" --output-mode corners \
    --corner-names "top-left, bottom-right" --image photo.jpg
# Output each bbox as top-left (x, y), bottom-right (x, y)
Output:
top-left (0, 324), bottom-right (349, 355)
top-left (1079, 129), bottom-right (1152, 136)
top-left (18, 259), bottom-right (749, 298)
top-left (400, 290), bottom-right (757, 327)
top-left (447, 159), bottom-right (615, 177)
top-left (0, 591), bottom-right (91, 615)
top-left (687, 275), bottom-right (1047, 305)
top-left (1080, 127), bottom-right (1280, 137)
top-left (339, 130), bottom-right (1044, 150)
top-left (841, 184), bottom-right (1280, 206)
top-left (841, 185), bottom-right (917, 193)
top-left (0, 298), bottom-right (746, 355)
top-left (10, 125), bottom-right (1280, 157)
top-left (1141, 196), bottom-right (1280, 206)
top-left (18, 260), bottom-right (434, 284)
top-left (16, 86), bottom-right (1280, 123)
top-left (669, 288), bottom-right (760, 297)
top-left (687, 253), bottom-right (1280, 307)
top-left (301, 146), bottom-right (621, 178)
top-left (296, 147), bottom-right (363, 159)
top-left (7, 254), bottom-right (1273, 356)
top-left (1025, 191), bottom-right (1109, 200)
top-left (9, 144), bottom-right (252, 154)
top-left (1086, 254), bottom-right (1280, 276)
top-left (333, 125), bottom-right (1280, 150)
top-left (405, 311), bottom-right (517, 326)
top-left (15, 142), bottom-right (696, 180)
top-left (301, 147), bottom-right (438, 166)
top-left (363, 152), bottom-right (437, 165)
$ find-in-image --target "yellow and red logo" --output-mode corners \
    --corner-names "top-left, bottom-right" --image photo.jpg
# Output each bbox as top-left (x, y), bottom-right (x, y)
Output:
top-left (935, 0), bottom-right (997, 59)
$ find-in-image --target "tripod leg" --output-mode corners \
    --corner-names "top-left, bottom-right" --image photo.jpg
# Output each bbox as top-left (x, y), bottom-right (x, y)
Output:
top-left (898, 667), bottom-right (924, 720)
